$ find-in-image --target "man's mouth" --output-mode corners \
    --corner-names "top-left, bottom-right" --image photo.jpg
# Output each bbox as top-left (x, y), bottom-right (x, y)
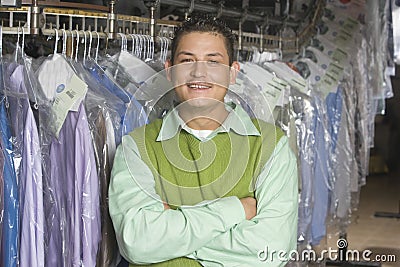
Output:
top-left (186, 82), bottom-right (213, 90)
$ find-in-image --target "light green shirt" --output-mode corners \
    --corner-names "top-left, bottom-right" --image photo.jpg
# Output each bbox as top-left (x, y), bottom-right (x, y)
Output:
top-left (109, 104), bottom-right (298, 267)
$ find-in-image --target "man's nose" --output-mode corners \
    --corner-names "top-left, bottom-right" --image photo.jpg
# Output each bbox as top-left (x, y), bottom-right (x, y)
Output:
top-left (190, 62), bottom-right (207, 78)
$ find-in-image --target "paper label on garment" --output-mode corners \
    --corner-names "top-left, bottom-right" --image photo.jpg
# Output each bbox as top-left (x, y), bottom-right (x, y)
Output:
top-left (326, 62), bottom-right (344, 82)
top-left (331, 48), bottom-right (348, 65)
top-left (52, 74), bottom-right (88, 137)
top-left (289, 78), bottom-right (308, 95)
top-left (334, 29), bottom-right (353, 47)
top-left (264, 77), bottom-right (286, 108)
top-left (318, 72), bottom-right (338, 97)
top-left (342, 17), bottom-right (359, 33)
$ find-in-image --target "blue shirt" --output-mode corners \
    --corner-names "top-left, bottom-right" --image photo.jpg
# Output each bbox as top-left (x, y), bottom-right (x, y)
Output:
top-left (0, 98), bottom-right (19, 267)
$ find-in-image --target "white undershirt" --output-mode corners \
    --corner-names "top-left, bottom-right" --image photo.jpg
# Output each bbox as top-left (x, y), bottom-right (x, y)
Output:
top-left (190, 129), bottom-right (213, 139)
top-left (183, 125), bottom-right (213, 140)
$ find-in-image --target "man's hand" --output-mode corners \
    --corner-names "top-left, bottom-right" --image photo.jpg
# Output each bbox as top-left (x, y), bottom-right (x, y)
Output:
top-left (240, 197), bottom-right (257, 220)
top-left (163, 202), bottom-right (171, 210)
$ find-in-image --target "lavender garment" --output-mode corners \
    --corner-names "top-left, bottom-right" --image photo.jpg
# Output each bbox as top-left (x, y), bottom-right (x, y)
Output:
top-left (5, 63), bottom-right (44, 267)
top-left (46, 103), bottom-right (101, 266)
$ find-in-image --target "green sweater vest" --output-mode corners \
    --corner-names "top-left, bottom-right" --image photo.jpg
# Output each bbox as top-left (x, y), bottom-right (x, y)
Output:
top-left (129, 118), bottom-right (283, 267)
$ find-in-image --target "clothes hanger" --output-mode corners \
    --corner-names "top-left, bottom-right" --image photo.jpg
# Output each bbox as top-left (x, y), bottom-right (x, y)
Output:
top-left (142, 35), bottom-right (148, 60)
top-left (14, 26), bottom-right (21, 62)
top-left (0, 25), bottom-right (2, 58)
top-left (129, 34), bottom-right (136, 56)
top-left (61, 29), bottom-right (67, 57)
top-left (75, 29), bottom-right (80, 62)
top-left (117, 33), bottom-right (126, 52)
top-left (70, 30), bottom-right (75, 60)
top-left (164, 37), bottom-right (170, 63)
top-left (134, 34), bottom-right (140, 57)
top-left (144, 34), bottom-right (150, 60)
top-left (21, 27), bottom-right (39, 109)
top-left (94, 31), bottom-right (100, 62)
top-left (137, 34), bottom-right (143, 59)
top-left (124, 33), bottom-right (128, 52)
top-left (150, 35), bottom-right (155, 60)
top-left (157, 36), bottom-right (164, 63)
top-left (82, 31), bottom-right (88, 64)
top-left (88, 31), bottom-right (93, 60)
top-left (53, 28), bottom-right (59, 56)
top-left (146, 35), bottom-right (152, 60)
top-left (146, 35), bottom-right (152, 61)
top-left (0, 25), bottom-right (9, 108)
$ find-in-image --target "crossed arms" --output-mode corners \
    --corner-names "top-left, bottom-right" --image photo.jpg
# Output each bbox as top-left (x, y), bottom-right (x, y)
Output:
top-left (109, 135), bottom-right (298, 266)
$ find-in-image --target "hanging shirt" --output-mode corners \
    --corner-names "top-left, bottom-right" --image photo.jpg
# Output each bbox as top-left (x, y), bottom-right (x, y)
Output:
top-left (87, 107), bottom-right (119, 267)
top-left (296, 97), bottom-right (317, 246)
top-left (310, 94), bottom-right (331, 246)
top-left (0, 99), bottom-right (19, 267)
top-left (46, 103), bottom-right (101, 267)
top-left (0, 142), bottom-right (4, 252)
top-left (88, 63), bottom-right (147, 145)
top-left (4, 63), bottom-right (44, 267)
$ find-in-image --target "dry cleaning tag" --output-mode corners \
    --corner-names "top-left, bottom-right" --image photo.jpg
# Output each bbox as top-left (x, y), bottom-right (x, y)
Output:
top-left (52, 74), bottom-right (88, 137)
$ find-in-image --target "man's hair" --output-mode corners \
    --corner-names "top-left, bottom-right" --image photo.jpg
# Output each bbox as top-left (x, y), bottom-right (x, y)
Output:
top-left (170, 16), bottom-right (237, 65)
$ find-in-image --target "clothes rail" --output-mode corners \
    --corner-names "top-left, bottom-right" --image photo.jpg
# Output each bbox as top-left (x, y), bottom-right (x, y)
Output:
top-left (0, 0), bottom-right (324, 55)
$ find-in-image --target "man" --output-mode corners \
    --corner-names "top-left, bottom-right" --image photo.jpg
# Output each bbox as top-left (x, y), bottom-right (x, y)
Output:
top-left (109, 17), bottom-right (298, 267)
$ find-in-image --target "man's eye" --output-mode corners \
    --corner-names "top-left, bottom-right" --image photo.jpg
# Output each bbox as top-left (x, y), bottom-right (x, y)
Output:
top-left (208, 60), bottom-right (218, 64)
top-left (181, 59), bottom-right (194, 63)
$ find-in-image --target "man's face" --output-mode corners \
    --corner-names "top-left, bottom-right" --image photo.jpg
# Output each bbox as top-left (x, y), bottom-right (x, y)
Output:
top-left (165, 32), bottom-right (240, 108)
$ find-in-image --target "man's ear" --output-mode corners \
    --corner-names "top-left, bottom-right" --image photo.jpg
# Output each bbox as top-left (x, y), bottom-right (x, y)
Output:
top-left (229, 61), bottom-right (240, 85)
top-left (165, 59), bottom-right (173, 82)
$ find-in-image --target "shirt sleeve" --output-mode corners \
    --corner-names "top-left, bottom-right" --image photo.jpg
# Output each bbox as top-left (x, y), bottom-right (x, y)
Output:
top-left (191, 136), bottom-right (298, 267)
top-left (109, 135), bottom-right (246, 264)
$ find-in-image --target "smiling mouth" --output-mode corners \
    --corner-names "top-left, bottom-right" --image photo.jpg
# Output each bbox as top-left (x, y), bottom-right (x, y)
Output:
top-left (186, 82), bottom-right (213, 90)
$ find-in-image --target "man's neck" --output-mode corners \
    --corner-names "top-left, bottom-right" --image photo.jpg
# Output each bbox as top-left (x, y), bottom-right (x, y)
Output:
top-left (178, 103), bottom-right (229, 131)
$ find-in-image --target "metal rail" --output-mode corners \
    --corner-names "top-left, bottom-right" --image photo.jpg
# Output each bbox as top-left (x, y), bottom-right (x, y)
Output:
top-left (0, 0), bottom-right (325, 54)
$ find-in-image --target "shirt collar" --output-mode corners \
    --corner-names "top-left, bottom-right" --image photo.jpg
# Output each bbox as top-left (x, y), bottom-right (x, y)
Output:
top-left (156, 103), bottom-right (261, 141)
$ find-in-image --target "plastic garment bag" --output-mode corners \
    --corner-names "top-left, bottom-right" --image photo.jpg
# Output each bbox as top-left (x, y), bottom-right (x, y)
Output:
top-left (291, 89), bottom-right (316, 250)
top-left (42, 103), bottom-right (101, 267)
top-left (313, 33), bottom-right (369, 192)
top-left (87, 107), bottom-right (119, 267)
top-left (70, 55), bottom-right (125, 158)
top-left (0, 140), bottom-right (4, 252)
top-left (79, 58), bottom-right (123, 266)
top-left (86, 58), bottom-right (148, 142)
top-left (64, 31), bottom-right (136, 266)
top-left (238, 62), bottom-right (286, 124)
top-left (310, 91), bottom-right (334, 246)
top-left (3, 55), bottom-right (44, 266)
top-left (0, 54), bottom-right (19, 267)
top-left (107, 34), bottom-right (158, 87)
top-left (306, 45), bottom-right (356, 236)
top-left (118, 50), bottom-right (157, 86)
top-left (100, 50), bottom-right (172, 123)
top-left (291, 53), bottom-right (345, 246)
top-left (0, 95), bottom-right (18, 267)
top-left (329, 85), bottom-right (355, 228)
top-left (35, 33), bottom-right (101, 266)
